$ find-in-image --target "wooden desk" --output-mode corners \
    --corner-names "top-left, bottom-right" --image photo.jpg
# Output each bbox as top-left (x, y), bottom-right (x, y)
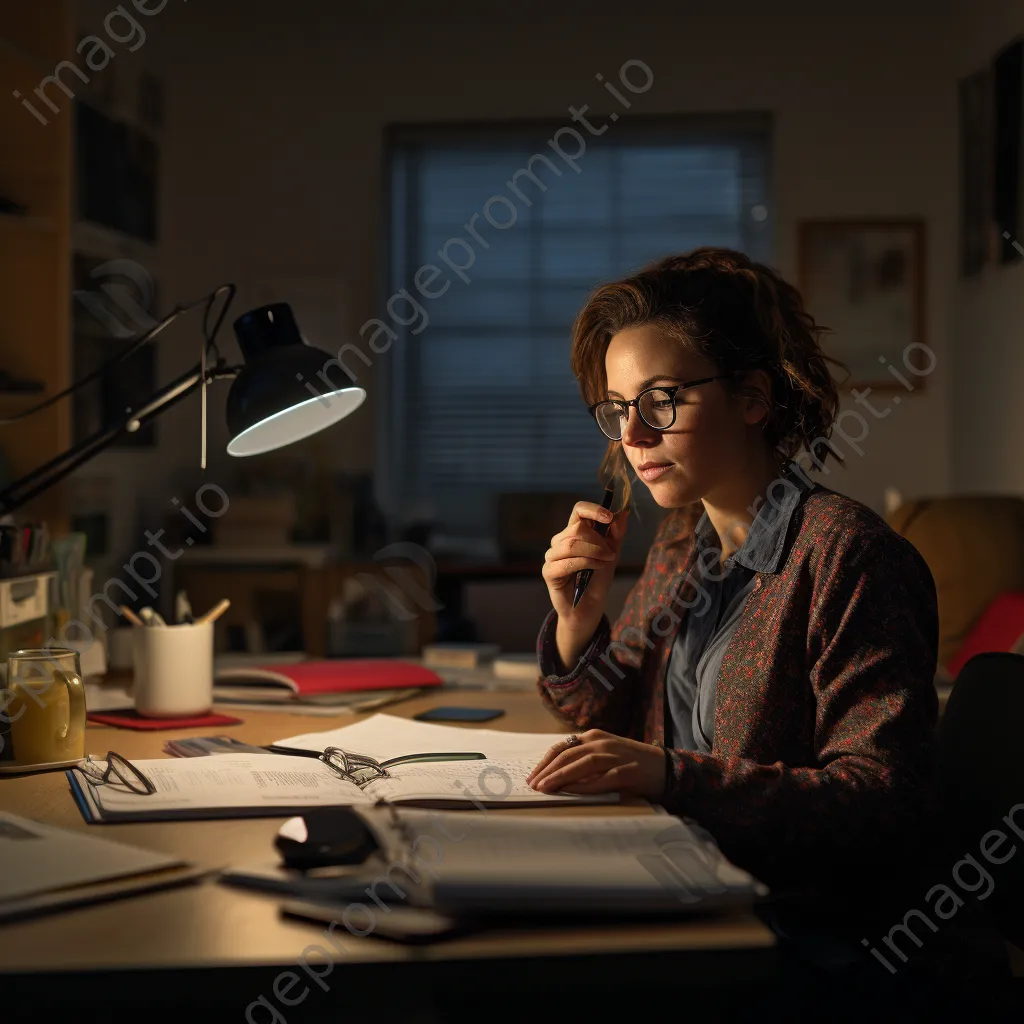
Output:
top-left (0, 690), bottom-right (777, 1020)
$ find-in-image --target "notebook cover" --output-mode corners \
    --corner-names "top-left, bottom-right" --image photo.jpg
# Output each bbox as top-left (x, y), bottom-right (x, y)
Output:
top-left (87, 710), bottom-right (244, 730)
top-left (214, 659), bottom-right (444, 696)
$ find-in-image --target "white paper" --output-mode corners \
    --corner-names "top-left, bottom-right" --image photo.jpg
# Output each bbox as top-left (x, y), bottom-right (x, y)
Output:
top-left (78, 754), bottom-right (365, 815)
top-left (366, 757), bottom-right (594, 805)
top-left (0, 812), bottom-right (185, 903)
top-left (275, 712), bottom-right (566, 763)
top-left (386, 808), bottom-right (685, 857)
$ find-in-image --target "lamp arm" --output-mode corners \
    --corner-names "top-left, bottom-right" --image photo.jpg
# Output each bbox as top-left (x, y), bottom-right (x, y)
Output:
top-left (0, 284), bottom-right (236, 427)
top-left (0, 362), bottom-right (240, 516)
top-left (122, 363), bottom-right (237, 431)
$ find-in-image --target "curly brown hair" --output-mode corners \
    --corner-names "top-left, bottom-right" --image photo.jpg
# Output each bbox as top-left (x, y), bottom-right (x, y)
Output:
top-left (571, 247), bottom-right (848, 510)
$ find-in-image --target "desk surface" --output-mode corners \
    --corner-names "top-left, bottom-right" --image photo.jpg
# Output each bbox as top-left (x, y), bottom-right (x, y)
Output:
top-left (0, 688), bottom-right (776, 1013)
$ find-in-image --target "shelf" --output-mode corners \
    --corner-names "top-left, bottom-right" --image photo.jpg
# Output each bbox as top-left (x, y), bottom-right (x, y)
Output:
top-left (176, 545), bottom-right (336, 568)
top-left (0, 1), bottom-right (72, 534)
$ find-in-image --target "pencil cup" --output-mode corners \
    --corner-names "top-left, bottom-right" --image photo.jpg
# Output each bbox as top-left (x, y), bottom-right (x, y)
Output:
top-left (131, 620), bottom-right (214, 718)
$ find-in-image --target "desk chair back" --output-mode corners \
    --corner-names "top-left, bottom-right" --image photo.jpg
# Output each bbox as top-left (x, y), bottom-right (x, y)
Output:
top-left (937, 651), bottom-right (1024, 948)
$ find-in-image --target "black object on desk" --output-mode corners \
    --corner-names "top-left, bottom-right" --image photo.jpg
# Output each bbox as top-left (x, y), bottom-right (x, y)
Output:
top-left (413, 706), bottom-right (505, 723)
top-left (572, 484), bottom-right (616, 608)
top-left (275, 807), bottom-right (380, 869)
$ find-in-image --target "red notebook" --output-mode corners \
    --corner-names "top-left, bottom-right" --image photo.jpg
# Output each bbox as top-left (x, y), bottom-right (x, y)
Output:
top-left (212, 659), bottom-right (444, 708)
top-left (88, 710), bottom-right (244, 730)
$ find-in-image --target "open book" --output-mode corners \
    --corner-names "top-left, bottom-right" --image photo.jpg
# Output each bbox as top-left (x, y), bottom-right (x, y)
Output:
top-left (67, 752), bottom-right (618, 823)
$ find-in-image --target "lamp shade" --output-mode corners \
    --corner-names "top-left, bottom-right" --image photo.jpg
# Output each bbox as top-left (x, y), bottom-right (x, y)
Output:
top-left (225, 303), bottom-right (365, 457)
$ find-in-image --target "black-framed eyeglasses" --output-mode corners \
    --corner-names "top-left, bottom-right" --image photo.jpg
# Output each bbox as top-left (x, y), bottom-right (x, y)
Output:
top-left (588, 375), bottom-right (733, 441)
top-left (264, 744), bottom-right (486, 791)
top-left (78, 751), bottom-right (157, 796)
top-left (321, 746), bottom-right (394, 788)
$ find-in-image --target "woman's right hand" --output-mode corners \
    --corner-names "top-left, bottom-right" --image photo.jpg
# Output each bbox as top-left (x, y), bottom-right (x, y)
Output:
top-left (542, 500), bottom-right (630, 640)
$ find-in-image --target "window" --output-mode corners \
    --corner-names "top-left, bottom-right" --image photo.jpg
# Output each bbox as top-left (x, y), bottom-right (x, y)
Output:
top-left (382, 115), bottom-right (773, 540)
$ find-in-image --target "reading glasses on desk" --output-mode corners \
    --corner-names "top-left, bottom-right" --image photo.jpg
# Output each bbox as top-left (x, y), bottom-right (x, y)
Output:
top-left (78, 752), bottom-right (157, 796)
top-left (265, 745), bottom-right (487, 789)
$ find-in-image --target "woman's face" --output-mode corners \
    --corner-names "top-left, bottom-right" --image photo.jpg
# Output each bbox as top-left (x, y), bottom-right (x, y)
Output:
top-left (604, 325), bottom-right (765, 508)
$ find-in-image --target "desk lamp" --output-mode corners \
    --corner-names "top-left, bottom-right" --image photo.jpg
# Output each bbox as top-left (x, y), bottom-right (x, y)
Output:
top-left (0, 286), bottom-right (366, 515)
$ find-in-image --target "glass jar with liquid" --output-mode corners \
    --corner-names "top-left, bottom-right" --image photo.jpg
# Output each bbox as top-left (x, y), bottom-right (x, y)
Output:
top-left (0, 648), bottom-right (86, 769)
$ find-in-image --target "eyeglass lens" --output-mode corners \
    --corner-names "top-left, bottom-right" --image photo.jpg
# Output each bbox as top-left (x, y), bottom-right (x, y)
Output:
top-left (82, 754), bottom-right (152, 794)
top-left (596, 388), bottom-right (677, 439)
top-left (322, 748), bottom-right (387, 785)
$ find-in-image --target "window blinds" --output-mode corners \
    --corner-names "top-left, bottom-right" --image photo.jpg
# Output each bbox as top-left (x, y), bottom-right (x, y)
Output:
top-left (383, 116), bottom-right (773, 536)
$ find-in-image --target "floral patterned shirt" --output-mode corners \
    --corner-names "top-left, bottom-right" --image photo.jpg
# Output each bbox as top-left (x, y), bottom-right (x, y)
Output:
top-left (536, 476), bottom-right (940, 890)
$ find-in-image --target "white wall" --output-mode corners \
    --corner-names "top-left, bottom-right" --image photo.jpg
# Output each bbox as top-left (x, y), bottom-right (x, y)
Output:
top-left (950, 0), bottom-right (1024, 494)
top-left (70, 0), bottom-right (965, 575)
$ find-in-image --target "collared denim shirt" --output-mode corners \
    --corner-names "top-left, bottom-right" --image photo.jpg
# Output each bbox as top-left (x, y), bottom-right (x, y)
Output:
top-left (666, 465), bottom-right (816, 752)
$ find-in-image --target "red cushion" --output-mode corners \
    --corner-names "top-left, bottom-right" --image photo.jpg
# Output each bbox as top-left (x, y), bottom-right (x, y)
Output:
top-left (945, 591), bottom-right (1024, 677)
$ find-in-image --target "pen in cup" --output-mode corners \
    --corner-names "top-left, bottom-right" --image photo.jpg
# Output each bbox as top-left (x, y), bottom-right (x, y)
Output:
top-left (195, 598), bottom-right (231, 626)
top-left (120, 600), bottom-right (227, 627)
top-left (119, 605), bottom-right (143, 627)
top-left (572, 483), bottom-right (616, 608)
top-left (175, 590), bottom-right (194, 624)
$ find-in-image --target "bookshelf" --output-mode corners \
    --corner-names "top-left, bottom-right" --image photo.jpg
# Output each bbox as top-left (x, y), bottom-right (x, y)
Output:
top-left (0, 0), bottom-right (73, 530)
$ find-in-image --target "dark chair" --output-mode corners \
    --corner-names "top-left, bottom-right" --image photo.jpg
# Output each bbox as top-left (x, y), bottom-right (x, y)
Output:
top-left (937, 652), bottom-right (1024, 952)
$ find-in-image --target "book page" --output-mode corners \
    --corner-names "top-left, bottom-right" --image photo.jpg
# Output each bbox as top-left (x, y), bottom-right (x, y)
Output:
top-left (276, 713), bottom-right (566, 764)
top-left (364, 757), bottom-right (614, 805)
top-left (77, 754), bottom-right (363, 815)
top-left (379, 808), bottom-right (686, 856)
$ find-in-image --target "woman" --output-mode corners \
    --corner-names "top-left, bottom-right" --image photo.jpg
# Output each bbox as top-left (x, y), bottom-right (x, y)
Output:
top-left (525, 247), bottom-right (942, 895)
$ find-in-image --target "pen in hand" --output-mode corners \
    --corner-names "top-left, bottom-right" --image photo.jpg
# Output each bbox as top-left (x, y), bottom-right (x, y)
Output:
top-left (572, 484), bottom-right (616, 608)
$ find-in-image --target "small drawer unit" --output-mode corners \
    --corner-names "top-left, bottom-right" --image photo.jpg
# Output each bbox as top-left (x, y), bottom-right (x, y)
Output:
top-left (0, 573), bottom-right (56, 663)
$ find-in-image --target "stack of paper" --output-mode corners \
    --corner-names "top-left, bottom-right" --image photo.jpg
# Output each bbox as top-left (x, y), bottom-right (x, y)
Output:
top-left (421, 643), bottom-right (500, 669)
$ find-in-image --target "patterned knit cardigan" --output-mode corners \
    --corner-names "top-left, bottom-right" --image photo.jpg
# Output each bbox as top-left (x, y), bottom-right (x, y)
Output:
top-left (536, 486), bottom-right (941, 890)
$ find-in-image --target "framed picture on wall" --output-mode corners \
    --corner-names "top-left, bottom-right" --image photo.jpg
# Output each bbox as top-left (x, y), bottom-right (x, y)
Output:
top-left (959, 67), bottom-right (996, 275)
top-left (993, 37), bottom-right (1023, 264)
top-left (797, 219), bottom-right (927, 391)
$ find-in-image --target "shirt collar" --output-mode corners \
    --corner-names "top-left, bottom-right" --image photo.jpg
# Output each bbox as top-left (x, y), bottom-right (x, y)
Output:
top-left (693, 461), bottom-right (816, 575)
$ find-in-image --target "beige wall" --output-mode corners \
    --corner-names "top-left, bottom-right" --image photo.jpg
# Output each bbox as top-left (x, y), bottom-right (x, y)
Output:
top-left (951, 0), bottom-right (1024, 494)
top-left (71, 0), bottom-right (965, 568)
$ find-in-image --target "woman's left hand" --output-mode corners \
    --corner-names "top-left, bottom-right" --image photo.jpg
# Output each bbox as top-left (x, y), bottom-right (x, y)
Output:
top-left (526, 729), bottom-right (666, 799)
